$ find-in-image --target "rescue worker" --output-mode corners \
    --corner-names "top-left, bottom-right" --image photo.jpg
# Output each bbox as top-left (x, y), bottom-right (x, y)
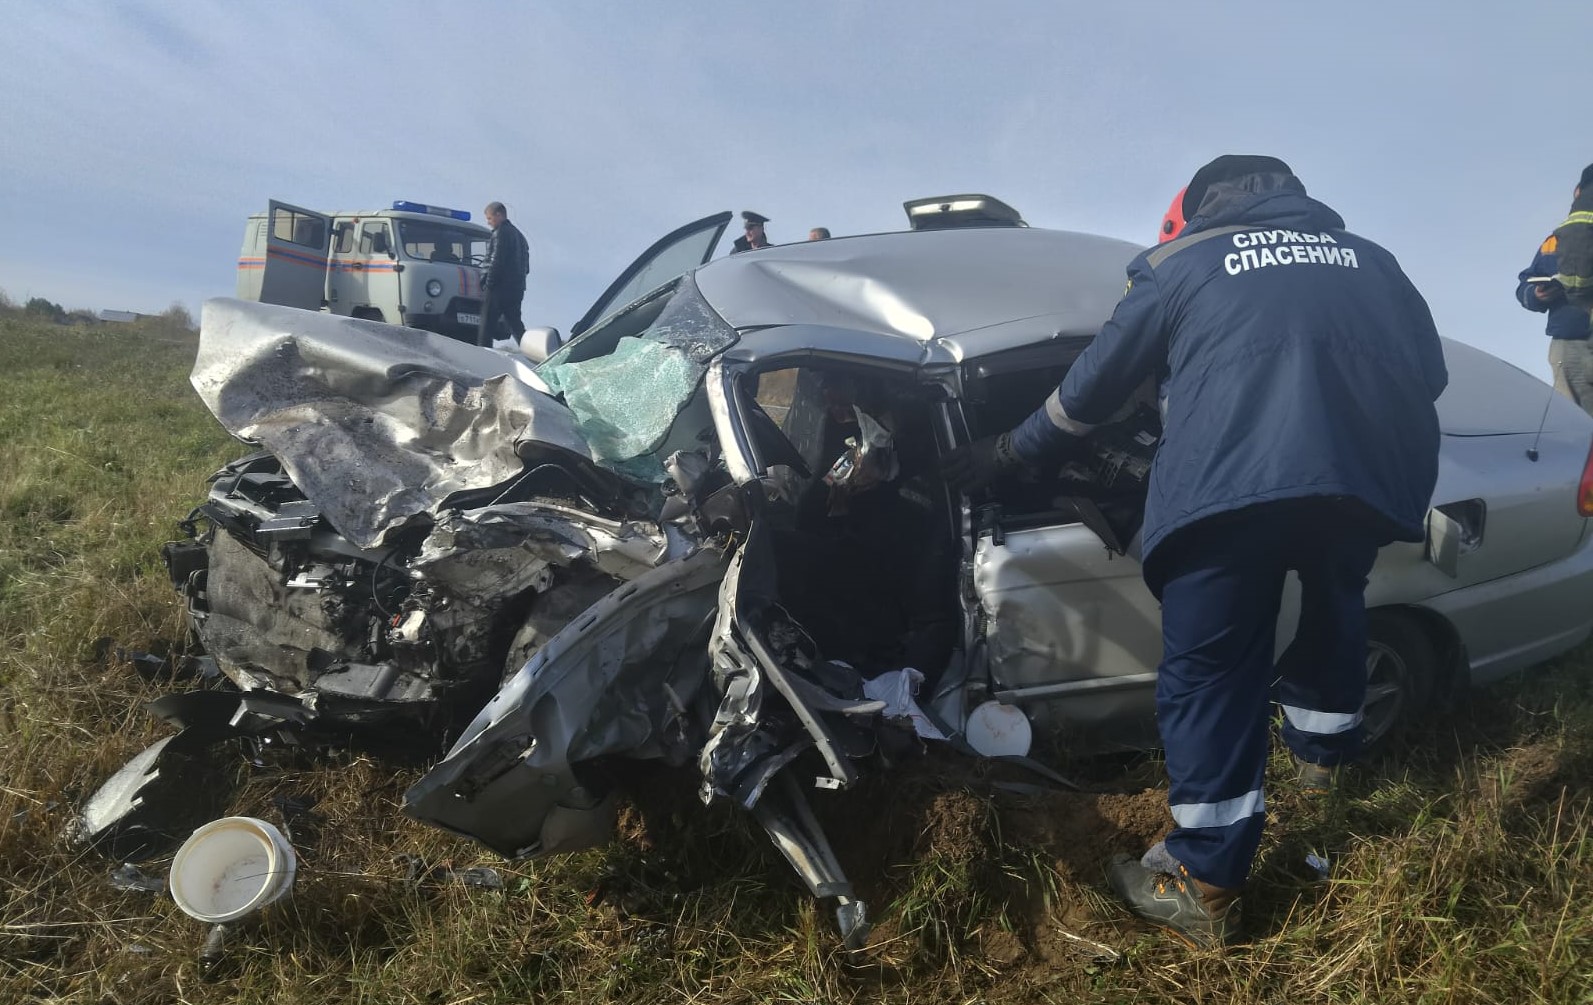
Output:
top-left (1158, 186), bottom-right (1187, 244)
top-left (944, 155), bottom-right (1448, 948)
top-left (732, 211), bottom-right (773, 253)
top-left (1516, 164), bottom-right (1593, 414)
top-left (1554, 167), bottom-right (1593, 317)
top-left (478, 201), bottom-right (530, 347)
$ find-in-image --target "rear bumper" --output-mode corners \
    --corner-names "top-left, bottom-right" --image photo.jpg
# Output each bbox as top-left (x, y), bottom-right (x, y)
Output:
top-left (1422, 526), bottom-right (1593, 686)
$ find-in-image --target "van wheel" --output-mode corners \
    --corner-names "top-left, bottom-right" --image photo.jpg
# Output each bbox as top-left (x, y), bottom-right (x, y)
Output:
top-left (1360, 610), bottom-right (1437, 754)
top-left (352, 307), bottom-right (386, 323)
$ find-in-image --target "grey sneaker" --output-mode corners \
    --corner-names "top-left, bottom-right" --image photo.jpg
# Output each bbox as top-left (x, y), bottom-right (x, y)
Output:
top-left (1107, 854), bottom-right (1241, 949)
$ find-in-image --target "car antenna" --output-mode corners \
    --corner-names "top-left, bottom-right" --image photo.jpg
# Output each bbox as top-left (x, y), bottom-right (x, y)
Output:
top-left (1526, 384), bottom-right (1555, 462)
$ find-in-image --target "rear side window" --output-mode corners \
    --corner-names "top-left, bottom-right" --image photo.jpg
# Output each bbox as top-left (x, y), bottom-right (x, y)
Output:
top-left (272, 207), bottom-right (326, 249)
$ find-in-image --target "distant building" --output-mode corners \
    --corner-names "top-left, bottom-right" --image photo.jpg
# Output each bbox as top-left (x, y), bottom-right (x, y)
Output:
top-left (98, 310), bottom-right (146, 323)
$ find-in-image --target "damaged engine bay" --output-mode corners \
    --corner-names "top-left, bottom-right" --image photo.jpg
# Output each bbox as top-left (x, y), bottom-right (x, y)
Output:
top-left (82, 289), bottom-right (1157, 951)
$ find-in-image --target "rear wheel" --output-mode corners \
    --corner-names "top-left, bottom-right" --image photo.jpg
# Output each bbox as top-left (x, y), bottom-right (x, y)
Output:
top-left (1360, 610), bottom-right (1438, 754)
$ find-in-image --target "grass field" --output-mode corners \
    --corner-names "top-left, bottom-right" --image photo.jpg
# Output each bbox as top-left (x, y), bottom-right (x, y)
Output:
top-left (1, 311), bottom-right (1591, 1004)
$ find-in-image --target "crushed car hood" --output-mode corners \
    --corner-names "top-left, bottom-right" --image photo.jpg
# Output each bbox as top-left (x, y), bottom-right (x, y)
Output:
top-left (193, 299), bottom-right (597, 548)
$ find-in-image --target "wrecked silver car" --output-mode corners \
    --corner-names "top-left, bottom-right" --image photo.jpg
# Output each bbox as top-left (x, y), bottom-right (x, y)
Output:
top-left (93, 207), bottom-right (1593, 948)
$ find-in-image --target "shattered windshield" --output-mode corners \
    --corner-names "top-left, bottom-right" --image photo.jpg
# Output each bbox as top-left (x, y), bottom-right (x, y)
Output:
top-left (539, 274), bottom-right (736, 483)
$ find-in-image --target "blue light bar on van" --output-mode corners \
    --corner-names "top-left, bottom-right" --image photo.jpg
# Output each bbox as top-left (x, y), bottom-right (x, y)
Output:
top-left (392, 201), bottom-right (471, 221)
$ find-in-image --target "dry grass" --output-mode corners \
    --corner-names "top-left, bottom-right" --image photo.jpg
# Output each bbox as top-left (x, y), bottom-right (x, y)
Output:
top-left (1, 312), bottom-right (1591, 1003)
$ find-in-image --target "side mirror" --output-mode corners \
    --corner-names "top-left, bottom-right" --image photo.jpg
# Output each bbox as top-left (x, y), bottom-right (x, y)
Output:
top-left (371, 232), bottom-right (391, 255)
top-left (519, 326), bottom-right (564, 364)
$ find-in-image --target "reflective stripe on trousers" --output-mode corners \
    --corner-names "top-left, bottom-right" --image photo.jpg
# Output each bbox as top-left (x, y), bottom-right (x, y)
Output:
top-left (1153, 499), bottom-right (1382, 889)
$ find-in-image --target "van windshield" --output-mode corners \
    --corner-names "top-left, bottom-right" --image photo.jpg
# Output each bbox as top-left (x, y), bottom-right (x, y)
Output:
top-left (399, 221), bottom-right (488, 265)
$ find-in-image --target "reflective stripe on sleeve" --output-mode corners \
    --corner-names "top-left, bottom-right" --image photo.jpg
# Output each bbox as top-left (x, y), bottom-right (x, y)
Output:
top-left (1282, 704), bottom-right (1363, 735)
top-left (1044, 389), bottom-right (1096, 435)
top-left (1560, 212), bottom-right (1593, 227)
top-left (1169, 788), bottom-right (1265, 830)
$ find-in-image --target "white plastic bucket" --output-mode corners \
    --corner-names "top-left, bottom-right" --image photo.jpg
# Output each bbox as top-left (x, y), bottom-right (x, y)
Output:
top-left (169, 816), bottom-right (297, 923)
top-left (964, 700), bottom-right (1033, 757)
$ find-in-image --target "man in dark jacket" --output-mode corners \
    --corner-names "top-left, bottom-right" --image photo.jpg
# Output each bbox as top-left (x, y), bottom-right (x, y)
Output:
top-left (731, 211), bottom-right (773, 253)
top-left (478, 201), bottom-right (530, 347)
top-left (1517, 164), bottom-right (1593, 415)
top-left (945, 155), bottom-right (1448, 948)
top-left (1556, 164), bottom-right (1593, 312)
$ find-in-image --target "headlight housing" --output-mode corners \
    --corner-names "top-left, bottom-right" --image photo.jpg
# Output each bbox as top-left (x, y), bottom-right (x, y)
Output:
top-left (425, 279), bottom-right (444, 298)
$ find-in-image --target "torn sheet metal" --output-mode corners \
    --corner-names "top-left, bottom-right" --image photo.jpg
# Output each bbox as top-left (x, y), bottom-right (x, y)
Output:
top-left (412, 501), bottom-right (681, 590)
top-left (193, 298), bottom-right (595, 548)
top-left (403, 546), bottom-right (728, 858)
top-left (700, 521), bottom-right (897, 810)
top-left (72, 733), bottom-right (238, 861)
top-left (821, 406), bottom-right (900, 515)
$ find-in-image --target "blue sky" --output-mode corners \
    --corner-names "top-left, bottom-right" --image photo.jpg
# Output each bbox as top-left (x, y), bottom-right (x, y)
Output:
top-left (2, 1), bottom-right (1589, 380)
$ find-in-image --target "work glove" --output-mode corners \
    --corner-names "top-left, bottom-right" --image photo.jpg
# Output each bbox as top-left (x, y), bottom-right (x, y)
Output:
top-left (941, 431), bottom-right (1022, 493)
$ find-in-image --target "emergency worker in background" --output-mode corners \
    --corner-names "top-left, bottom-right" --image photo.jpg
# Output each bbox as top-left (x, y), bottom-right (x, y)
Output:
top-left (1559, 170), bottom-right (1593, 313)
top-left (732, 211), bottom-right (773, 253)
top-left (944, 155), bottom-right (1449, 948)
top-left (1516, 164), bottom-right (1593, 415)
top-left (478, 201), bottom-right (530, 347)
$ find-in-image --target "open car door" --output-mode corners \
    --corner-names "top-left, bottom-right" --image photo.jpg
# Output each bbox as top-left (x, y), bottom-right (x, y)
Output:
top-left (256, 200), bottom-right (331, 311)
top-left (569, 212), bottom-right (732, 337)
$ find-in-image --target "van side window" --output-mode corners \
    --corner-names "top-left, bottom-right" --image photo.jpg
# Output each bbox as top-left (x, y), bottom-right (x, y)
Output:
top-left (359, 222), bottom-right (392, 256)
top-left (333, 222), bottom-right (355, 255)
top-left (272, 208), bottom-right (326, 249)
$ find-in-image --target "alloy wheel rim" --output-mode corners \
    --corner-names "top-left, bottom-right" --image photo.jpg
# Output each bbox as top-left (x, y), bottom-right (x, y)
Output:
top-left (1361, 640), bottom-right (1407, 745)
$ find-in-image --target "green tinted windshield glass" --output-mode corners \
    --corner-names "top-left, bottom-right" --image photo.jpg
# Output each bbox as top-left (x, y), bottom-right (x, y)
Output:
top-left (539, 275), bottom-right (735, 482)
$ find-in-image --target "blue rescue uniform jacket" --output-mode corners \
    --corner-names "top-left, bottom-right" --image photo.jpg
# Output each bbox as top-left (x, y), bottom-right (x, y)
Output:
top-left (1011, 178), bottom-right (1448, 582)
top-left (1516, 233), bottom-right (1592, 340)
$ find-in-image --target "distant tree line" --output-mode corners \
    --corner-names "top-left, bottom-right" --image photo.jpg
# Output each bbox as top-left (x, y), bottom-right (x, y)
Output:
top-left (0, 286), bottom-right (195, 333)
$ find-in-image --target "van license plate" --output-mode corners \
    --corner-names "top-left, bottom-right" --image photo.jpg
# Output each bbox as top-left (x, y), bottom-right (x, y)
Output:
top-left (456, 312), bottom-right (480, 326)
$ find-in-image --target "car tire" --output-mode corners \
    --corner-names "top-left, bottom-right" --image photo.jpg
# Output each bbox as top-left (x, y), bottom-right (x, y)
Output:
top-left (1360, 609), bottom-right (1438, 754)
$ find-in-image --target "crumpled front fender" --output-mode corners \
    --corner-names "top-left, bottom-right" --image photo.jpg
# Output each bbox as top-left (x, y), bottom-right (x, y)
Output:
top-left (402, 546), bottom-right (728, 857)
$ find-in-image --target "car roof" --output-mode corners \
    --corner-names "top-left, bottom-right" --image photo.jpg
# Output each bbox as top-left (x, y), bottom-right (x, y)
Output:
top-left (692, 226), bottom-right (1144, 362)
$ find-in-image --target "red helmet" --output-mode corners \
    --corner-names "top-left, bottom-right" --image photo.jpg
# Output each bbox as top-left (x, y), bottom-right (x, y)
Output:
top-left (1158, 186), bottom-right (1188, 244)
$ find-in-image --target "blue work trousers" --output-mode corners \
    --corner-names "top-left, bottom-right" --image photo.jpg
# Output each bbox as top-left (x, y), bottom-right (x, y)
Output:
top-left (1153, 499), bottom-right (1383, 890)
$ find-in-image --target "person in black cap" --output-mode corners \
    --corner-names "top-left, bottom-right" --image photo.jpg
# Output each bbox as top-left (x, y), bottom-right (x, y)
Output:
top-left (732, 211), bottom-right (772, 254)
top-left (944, 154), bottom-right (1448, 948)
top-left (1515, 164), bottom-right (1593, 415)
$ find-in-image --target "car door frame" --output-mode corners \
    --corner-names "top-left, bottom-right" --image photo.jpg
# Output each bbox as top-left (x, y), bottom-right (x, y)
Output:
top-left (569, 212), bottom-right (732, 338)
